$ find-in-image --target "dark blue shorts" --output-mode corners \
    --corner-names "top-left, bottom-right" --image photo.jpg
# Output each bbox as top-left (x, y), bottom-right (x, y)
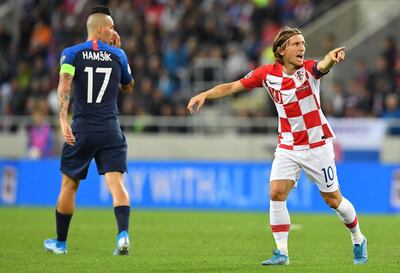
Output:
top-left (60, 131), bottom-right (127, 180)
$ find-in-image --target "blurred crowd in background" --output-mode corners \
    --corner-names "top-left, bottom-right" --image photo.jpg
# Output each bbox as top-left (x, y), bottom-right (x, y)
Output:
top-left (0, 0), bottom-right (400, 156)
top-left (325, 35), bottom-right (400, 120)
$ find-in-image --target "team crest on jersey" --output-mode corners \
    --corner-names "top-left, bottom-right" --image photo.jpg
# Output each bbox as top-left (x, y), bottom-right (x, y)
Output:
top-left (244, 70), bottom-right (253, 79)
top-left (295, 69), bottom-right (304, 82)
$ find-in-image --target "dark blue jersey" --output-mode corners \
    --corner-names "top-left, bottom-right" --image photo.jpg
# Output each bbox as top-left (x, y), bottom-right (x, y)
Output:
top-left (60, 40), bottom-right (133, 132)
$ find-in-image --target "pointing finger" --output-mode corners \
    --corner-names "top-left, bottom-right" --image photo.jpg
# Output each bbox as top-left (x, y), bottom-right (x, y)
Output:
top-left (332, 47), bottom-right (345, 54)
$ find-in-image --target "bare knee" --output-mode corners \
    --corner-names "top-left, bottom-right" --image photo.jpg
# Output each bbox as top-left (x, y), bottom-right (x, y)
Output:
top-left (62, 181), bottom-right (79, 194)
top-left (321, 190), bottom-right (342, 209)
top-left (324, 197), bottom-right (341, 208)
top-left (105, 172), bottom-right (130, 206)
top-left (112, 187), bottom-right (130, 206)
top-left (269, 190), bottom-right (288, 201)
top-left (59, 176), bottom-right (79, 199)
top-left (113, 186), bottom-right (130, 204)
top-left (269, 180), bottom-right (294, 201)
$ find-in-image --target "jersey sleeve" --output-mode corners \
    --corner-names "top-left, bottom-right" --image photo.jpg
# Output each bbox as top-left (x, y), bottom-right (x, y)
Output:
top-left (303, 60), bottom-right (327, 79)
top-left (239, 65), bottom-right (268, 90)
top-left (59, 47), bottom-right (76, 76)
top-left (119, 50), bottom-right (133, 85)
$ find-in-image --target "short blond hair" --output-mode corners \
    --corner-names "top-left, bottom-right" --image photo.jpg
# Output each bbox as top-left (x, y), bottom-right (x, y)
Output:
top-left (86, 13), bottom-right (111, 34)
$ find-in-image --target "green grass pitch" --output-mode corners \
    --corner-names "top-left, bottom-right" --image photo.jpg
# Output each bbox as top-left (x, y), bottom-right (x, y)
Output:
top-left (1, 208), bottom-right (400, 273)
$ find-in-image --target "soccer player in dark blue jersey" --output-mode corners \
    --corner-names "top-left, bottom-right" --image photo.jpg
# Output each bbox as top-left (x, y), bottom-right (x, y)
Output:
top-left (44, 6), bottom-right (134, 255)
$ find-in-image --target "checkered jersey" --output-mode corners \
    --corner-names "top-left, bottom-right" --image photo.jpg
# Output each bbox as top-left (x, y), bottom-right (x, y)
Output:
top-left (240, 60), bottom-right (335, 150)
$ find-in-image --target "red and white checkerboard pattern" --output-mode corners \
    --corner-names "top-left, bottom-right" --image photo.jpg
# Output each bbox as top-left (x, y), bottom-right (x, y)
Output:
top-left (240, 60), bottom-right (335, 150)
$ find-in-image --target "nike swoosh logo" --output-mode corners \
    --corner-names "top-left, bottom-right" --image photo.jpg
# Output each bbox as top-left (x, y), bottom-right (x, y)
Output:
top-left (327, 183), bottom-right (334, 188)
top-left (268, 81), bottom-right (278, 85)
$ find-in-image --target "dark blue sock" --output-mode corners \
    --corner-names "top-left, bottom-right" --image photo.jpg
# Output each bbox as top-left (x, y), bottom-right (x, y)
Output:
top-left (114, 206), bottom-right (130, 234)
top-left (56, 210), bottom-right (72, 242)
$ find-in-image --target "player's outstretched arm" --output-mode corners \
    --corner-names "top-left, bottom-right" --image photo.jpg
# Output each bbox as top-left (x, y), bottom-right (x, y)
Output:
top-left (187, 80), bottom-right (245, 114)
top-left (317, 47), bottom-right (346, 74)
top-left (58, 72), bottom-right (75, 145)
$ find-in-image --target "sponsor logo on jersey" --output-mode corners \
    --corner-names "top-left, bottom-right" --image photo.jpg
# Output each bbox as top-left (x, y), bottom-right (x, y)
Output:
top-left (82, 51), bottom-right (112, 62)
top-left (296, 84), bottom-right (309, 92)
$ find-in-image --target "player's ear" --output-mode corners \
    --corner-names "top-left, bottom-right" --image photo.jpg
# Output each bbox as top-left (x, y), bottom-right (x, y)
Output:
top-left (278, 46), bottom-right (285, 56)
top-left (97, 24), bottom-right (103, 35)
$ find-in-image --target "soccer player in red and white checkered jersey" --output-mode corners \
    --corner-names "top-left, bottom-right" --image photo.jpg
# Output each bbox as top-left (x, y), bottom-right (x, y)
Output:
top-left (187, 26), bottom-right (367, 265)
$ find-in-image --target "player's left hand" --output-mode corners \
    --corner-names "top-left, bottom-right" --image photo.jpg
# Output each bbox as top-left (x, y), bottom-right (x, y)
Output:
top-left (112, 31), bottom-right (121, 48)
top-left (329, 47), bottom-right (346, 63)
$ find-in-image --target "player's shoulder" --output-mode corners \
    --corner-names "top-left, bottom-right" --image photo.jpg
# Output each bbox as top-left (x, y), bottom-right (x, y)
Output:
top-left (62, 41), bottom-right (91, 54)
top-left (243, 63), bottom-right (280, 80)
top-left (252, 63), bottom-right (275, 74)
top-left (303, 59), bottom-right (324, 79)
top-left (60, 41), bottom-right (91, 65)
top-left (61, 41), bottom-right (92, 61)
top-left (303, 59), bottom-right (320, 72)
top-left (269, 63), bottom-right (284, 74)
top-left (255, 62), bottom-right (283, 77)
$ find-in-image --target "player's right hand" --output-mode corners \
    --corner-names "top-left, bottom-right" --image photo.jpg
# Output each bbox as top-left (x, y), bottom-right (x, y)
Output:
top-left (187, 94), bottom-right (206, 114)
top-left (112, 31), bottom-right (121, 48)
top-left (60, 122), bottom-right (76, 145)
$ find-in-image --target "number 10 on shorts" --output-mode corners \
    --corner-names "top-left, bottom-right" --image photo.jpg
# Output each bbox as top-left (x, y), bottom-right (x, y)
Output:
top-left (322, 166), bottom-right (335, 186)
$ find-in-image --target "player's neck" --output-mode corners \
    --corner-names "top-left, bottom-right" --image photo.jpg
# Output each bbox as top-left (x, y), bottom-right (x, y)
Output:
top-left (282, 63), bottom-right (300, 75)
top-left (87, 33), bottom-right (101, 42)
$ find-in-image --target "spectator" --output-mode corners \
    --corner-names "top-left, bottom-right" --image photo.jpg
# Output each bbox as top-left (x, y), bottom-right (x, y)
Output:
top-left (382, 35), bottom-right (397, 75)
top-left (27, 108), bottom-right (54, 158)
top-left (382, 94), bottom-right (400, 135)
top-left (328, 80), bottom-right (347, 117)
top-left (394, 58), bottom-right (400, 93)
top-left (353, 57), bottom-right (370, 87)
top-left (160, 0), bottom-right (184, 34)
top-left (163, 36), bottom-right (188, 92)
top-left (0, 24), bottom-right (12, 52)
top-left (30, 19), bottom-right (53, 55)
top-left (344, 80), bottom-right (371, 117)
top-left (224, 44), bottom-right (250, 81)
top-left (3, 0), bottom-right (397, 137)
top-left (322, 33), bottom-right (337, 54)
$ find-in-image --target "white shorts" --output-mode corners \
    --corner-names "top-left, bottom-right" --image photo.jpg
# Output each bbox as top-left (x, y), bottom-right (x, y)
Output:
top-left (269, 140), bottom-right (339, 193)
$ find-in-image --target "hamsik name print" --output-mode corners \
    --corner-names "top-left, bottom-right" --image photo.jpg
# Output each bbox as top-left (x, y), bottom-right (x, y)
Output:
top-left (82, 51), bottom-right (112, 62)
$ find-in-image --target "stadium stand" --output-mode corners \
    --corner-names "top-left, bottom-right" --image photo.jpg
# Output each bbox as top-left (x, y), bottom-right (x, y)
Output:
top-left (0, 0), bottom-right (399, 159)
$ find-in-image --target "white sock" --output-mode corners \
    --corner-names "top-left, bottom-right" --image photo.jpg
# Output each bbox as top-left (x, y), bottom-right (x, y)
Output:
top-left (270, 200), bottom-right (290, 256)
top-left (334, 197), bottom-right (364, 245)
